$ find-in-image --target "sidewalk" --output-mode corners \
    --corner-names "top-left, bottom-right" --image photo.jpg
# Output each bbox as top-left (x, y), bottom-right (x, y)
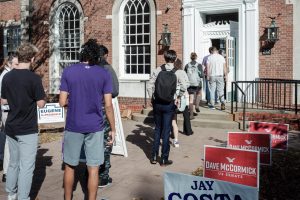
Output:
top-left (0, 119), bottom-right (298, 199)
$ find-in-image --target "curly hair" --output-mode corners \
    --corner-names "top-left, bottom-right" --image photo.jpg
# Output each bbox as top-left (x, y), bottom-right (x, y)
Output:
top-left (79, 39), bottom-right (100, 66)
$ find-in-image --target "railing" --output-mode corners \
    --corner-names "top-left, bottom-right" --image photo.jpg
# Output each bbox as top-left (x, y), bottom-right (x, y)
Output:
top-left (231, 78), bottom-right (300, 130)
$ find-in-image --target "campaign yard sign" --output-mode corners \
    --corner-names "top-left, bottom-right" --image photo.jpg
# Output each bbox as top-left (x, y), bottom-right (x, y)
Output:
top-left (248, 121), bottom-right (289, 150)
top-left (37, 103), bottom-right (65, 124)
top-left (204, 146), bottom-right (259, 188)
top-left (164, 172), bottom-right (258, 200)
top-left (228, 132), bottom-right (272, 165)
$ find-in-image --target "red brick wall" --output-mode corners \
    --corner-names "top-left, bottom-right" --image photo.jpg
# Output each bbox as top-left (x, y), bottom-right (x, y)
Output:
top-left (0, 0), bottom-right (20, 22)
top-left (259, 0), bottom-right (293, 79)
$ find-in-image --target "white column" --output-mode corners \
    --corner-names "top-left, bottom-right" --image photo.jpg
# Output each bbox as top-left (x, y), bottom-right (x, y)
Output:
top-left (183, 7), bottom-right (195, 65)
top-left (293, 0), bottom-right (300, 104)
top-left (244, 0), bottom-right (259, 81)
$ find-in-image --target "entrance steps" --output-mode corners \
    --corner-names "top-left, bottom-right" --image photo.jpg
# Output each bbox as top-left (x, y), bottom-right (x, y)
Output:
top-left (132, 105), bottom-right (240, 130)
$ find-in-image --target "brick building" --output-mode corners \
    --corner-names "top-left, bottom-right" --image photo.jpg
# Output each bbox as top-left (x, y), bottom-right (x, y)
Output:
top-left (0, 0), bottom-right (299, 111)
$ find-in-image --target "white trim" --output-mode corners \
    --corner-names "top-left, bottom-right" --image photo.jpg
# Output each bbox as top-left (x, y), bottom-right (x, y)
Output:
top-left (112, 0), bottom-right (156, 81)
top-left (49, 0), bottom-right (84, 94)
top-left (183, 0), bottom-right (259, 83)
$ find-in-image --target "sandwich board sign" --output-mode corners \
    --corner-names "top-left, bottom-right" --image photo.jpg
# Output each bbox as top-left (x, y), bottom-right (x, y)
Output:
top-left (204, 145), bottom-right (259, 188)
top-left (248, 121), bottom-right (289, 150)
top-left (228, 132), bottom-right (272, 165)
top-left (111, 98), bottom-right (128, 157)
top-left (165, 172), bottom-right (258, 200)
top-left (37, 103), bottom-right (65, 124)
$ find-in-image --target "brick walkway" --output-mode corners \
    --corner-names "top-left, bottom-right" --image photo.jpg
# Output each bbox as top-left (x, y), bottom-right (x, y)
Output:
top-left (1, 119), bottom-right (299, 200)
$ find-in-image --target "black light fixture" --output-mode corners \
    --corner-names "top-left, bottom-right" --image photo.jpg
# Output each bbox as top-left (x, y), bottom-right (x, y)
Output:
top-left (160, 24), bottom-right (171, 47)
top-left (266, 17), bottom-right (279, 42)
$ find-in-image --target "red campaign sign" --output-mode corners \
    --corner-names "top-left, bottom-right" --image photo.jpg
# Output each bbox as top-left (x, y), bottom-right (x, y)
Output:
top-left (248, 121), bottom-right (289, 150)
top-left (227, 132), bottom-right (272, 166)
top-left (204, 146), bottom-right (259, 188)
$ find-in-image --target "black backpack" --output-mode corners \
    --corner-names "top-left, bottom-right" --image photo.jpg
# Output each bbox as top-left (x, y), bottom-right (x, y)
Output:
top-left (154, 64), bottom-right (177, 103)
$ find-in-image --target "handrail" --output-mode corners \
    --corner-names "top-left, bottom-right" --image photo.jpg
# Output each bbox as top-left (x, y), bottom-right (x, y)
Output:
top-left (231, 82), bottom-right (246, 131)
top-left (231, 79), bottom-right (299, 131)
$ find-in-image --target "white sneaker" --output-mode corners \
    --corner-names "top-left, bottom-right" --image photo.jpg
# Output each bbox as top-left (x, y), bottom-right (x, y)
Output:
top-left (8, 194), bottom-right (17, 200)
top-left (173, 140), bottom-right (179, 148)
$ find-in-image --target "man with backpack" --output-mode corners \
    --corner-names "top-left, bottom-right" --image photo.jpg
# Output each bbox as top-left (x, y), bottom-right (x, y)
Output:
top-left (147, 50), bottom-right (179, 166)
top-left (185, 52), bottom-right (204, 119)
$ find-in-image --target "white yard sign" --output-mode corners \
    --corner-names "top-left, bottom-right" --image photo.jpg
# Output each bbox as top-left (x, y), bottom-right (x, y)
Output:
top-left (37, 103), bottom-right (65, 124)
top-left (165, 172), bottom-right (258, 200)
top-left (111, 98), bottom-right (128, 157)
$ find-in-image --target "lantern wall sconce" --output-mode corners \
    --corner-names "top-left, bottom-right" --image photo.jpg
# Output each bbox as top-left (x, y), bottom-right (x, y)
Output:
top-left (266, 16), bottom-right (279, 42)
top-left (159, 24), bottom-right (171, 47)
top-left (261, 14), bottom-right (281, 55)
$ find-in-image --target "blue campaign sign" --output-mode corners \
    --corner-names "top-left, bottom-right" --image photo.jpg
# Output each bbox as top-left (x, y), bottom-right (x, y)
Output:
top-left (37, 103), bottom-right (65, 124)
top-left (164, 172), bottom-right (258, 200)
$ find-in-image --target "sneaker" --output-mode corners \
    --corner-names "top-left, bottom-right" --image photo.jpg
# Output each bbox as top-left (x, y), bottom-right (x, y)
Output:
top-left (8, 193), bottom-right (17, 200)
top-left (195, 108), bottom-right (200, 113)
top-left (173, 140), bottom-right (179, 148)
top-left (221, 103), bottom-right (226, 110)
top-left (208, 105), bottom-right (215, 110)
top-left (98, 179), bottom-right (110, 188)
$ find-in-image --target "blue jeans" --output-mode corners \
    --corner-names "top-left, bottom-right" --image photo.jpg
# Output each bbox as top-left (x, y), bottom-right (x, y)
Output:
top-left (6, 133), bottom-right (38, 200)
top-left (152, 102), bottom-right (175, 160)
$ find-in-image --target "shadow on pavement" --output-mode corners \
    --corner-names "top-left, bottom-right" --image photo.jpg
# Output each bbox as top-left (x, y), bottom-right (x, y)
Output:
top-left (30, 148), bottom-right (53, 199)
top-left (126, 124), bottom-right (154, 160)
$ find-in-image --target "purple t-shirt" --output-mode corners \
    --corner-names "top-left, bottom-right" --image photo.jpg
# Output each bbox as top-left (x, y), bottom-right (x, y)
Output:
top-left (60, 63), bottom-right (113, 133)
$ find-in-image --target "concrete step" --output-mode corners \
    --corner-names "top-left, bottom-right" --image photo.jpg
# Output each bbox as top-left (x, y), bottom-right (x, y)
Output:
top-left (142, 108), bottom-right (233, 121)
top-left (132, 113), bottom-right (240, 130)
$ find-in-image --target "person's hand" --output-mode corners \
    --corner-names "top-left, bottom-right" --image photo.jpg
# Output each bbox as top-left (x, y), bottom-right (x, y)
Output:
top-left (224, 76), bottom-right (228, 82)
top-left (207, 76), bottom-right (210, 81)
top-left (107, 131), bottom-right (116, 145)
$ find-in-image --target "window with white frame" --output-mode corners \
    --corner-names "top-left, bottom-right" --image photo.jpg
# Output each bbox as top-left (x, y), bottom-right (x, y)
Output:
top-left (3, 26), bottom-right (21, 57)
top-left (57, 3), bottom-right (81, 73)
top-left (123, 0), bottom-right (151, 75)
top-left (49, 0), bottom-right (83, 93)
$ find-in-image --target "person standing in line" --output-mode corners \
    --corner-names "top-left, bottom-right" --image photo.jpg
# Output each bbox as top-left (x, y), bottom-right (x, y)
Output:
top-left (207, 46), bottom-right (227, 110)
top-left (2, 43), bottom-right (46, 200)
top-left (98, 44), bottom-right (119, 188)
top-left (173, 58), bottom-right (193, 138)
top-left (185, 52), bottom-right (204, 119)
top-left (0, 53), bottom-right (18, 183)
top-left (147, 50), bottom-right (178, 166)
top-left (59, 39), bottom-right (115, 200)
top-left (202, 47), bottom-right (213, 104)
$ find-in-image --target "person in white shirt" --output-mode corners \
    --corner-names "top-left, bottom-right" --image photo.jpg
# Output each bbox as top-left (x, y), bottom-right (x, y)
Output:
top-left (206, 46), bottom-right (227, 110)
top-left (0, 53), bottom-right (18, 183)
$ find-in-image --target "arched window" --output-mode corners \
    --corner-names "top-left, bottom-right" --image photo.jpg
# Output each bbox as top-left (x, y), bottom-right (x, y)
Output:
top-left (57, 3), bottom-right (81, 70)
top-left (49, 0), bottom-right (84, 93)
top-left (122, 0), bottom-right (151, 76)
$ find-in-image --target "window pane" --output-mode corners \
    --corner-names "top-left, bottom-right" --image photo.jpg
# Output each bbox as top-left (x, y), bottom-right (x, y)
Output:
top-left (130, 25), bottom-right (136, 34)
top-left (130, 36), bottom-right (136, 44)
top-left (132, 55), bottom-right (137, 64)
top-left (137, 25), bottom-right (143, 33)
top-left (137, 35), bottom-right (143, 43)
top-left (137, 15), bottom-right (143, 23)
top-left (126, 65), bottom-right (131, 73)
top-left (144, 24), bottom-right (150, 33)
top-left (138, 65), bottom-right (144, 74)
top-left (144, 14), bottom-right (150, 23)
top-left (131, 65), bottom-right (137, 73)
top-left (138, 55), bottom-right (144, 64)
top-left (145, 65), bottom-right (151, 74)
top-left (144, 35), bottom-right (150, 43)
top-left (130, 15), bottom-right (136, 24)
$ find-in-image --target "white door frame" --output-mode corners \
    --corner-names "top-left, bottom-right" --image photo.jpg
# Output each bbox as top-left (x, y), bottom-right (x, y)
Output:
top-left (182, 0), bottom-right (259, 83)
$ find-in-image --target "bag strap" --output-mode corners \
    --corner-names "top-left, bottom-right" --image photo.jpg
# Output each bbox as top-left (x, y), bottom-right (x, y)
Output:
top-left (160, 64), bottom-right (166, 71)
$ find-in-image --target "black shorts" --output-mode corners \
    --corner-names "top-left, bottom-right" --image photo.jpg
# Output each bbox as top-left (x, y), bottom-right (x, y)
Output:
top-left (187, 86), bottom-right (201, 94)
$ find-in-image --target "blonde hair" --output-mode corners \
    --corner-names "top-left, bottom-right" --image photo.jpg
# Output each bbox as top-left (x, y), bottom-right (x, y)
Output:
top-left (190, 52), bottom-right (197, 61)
